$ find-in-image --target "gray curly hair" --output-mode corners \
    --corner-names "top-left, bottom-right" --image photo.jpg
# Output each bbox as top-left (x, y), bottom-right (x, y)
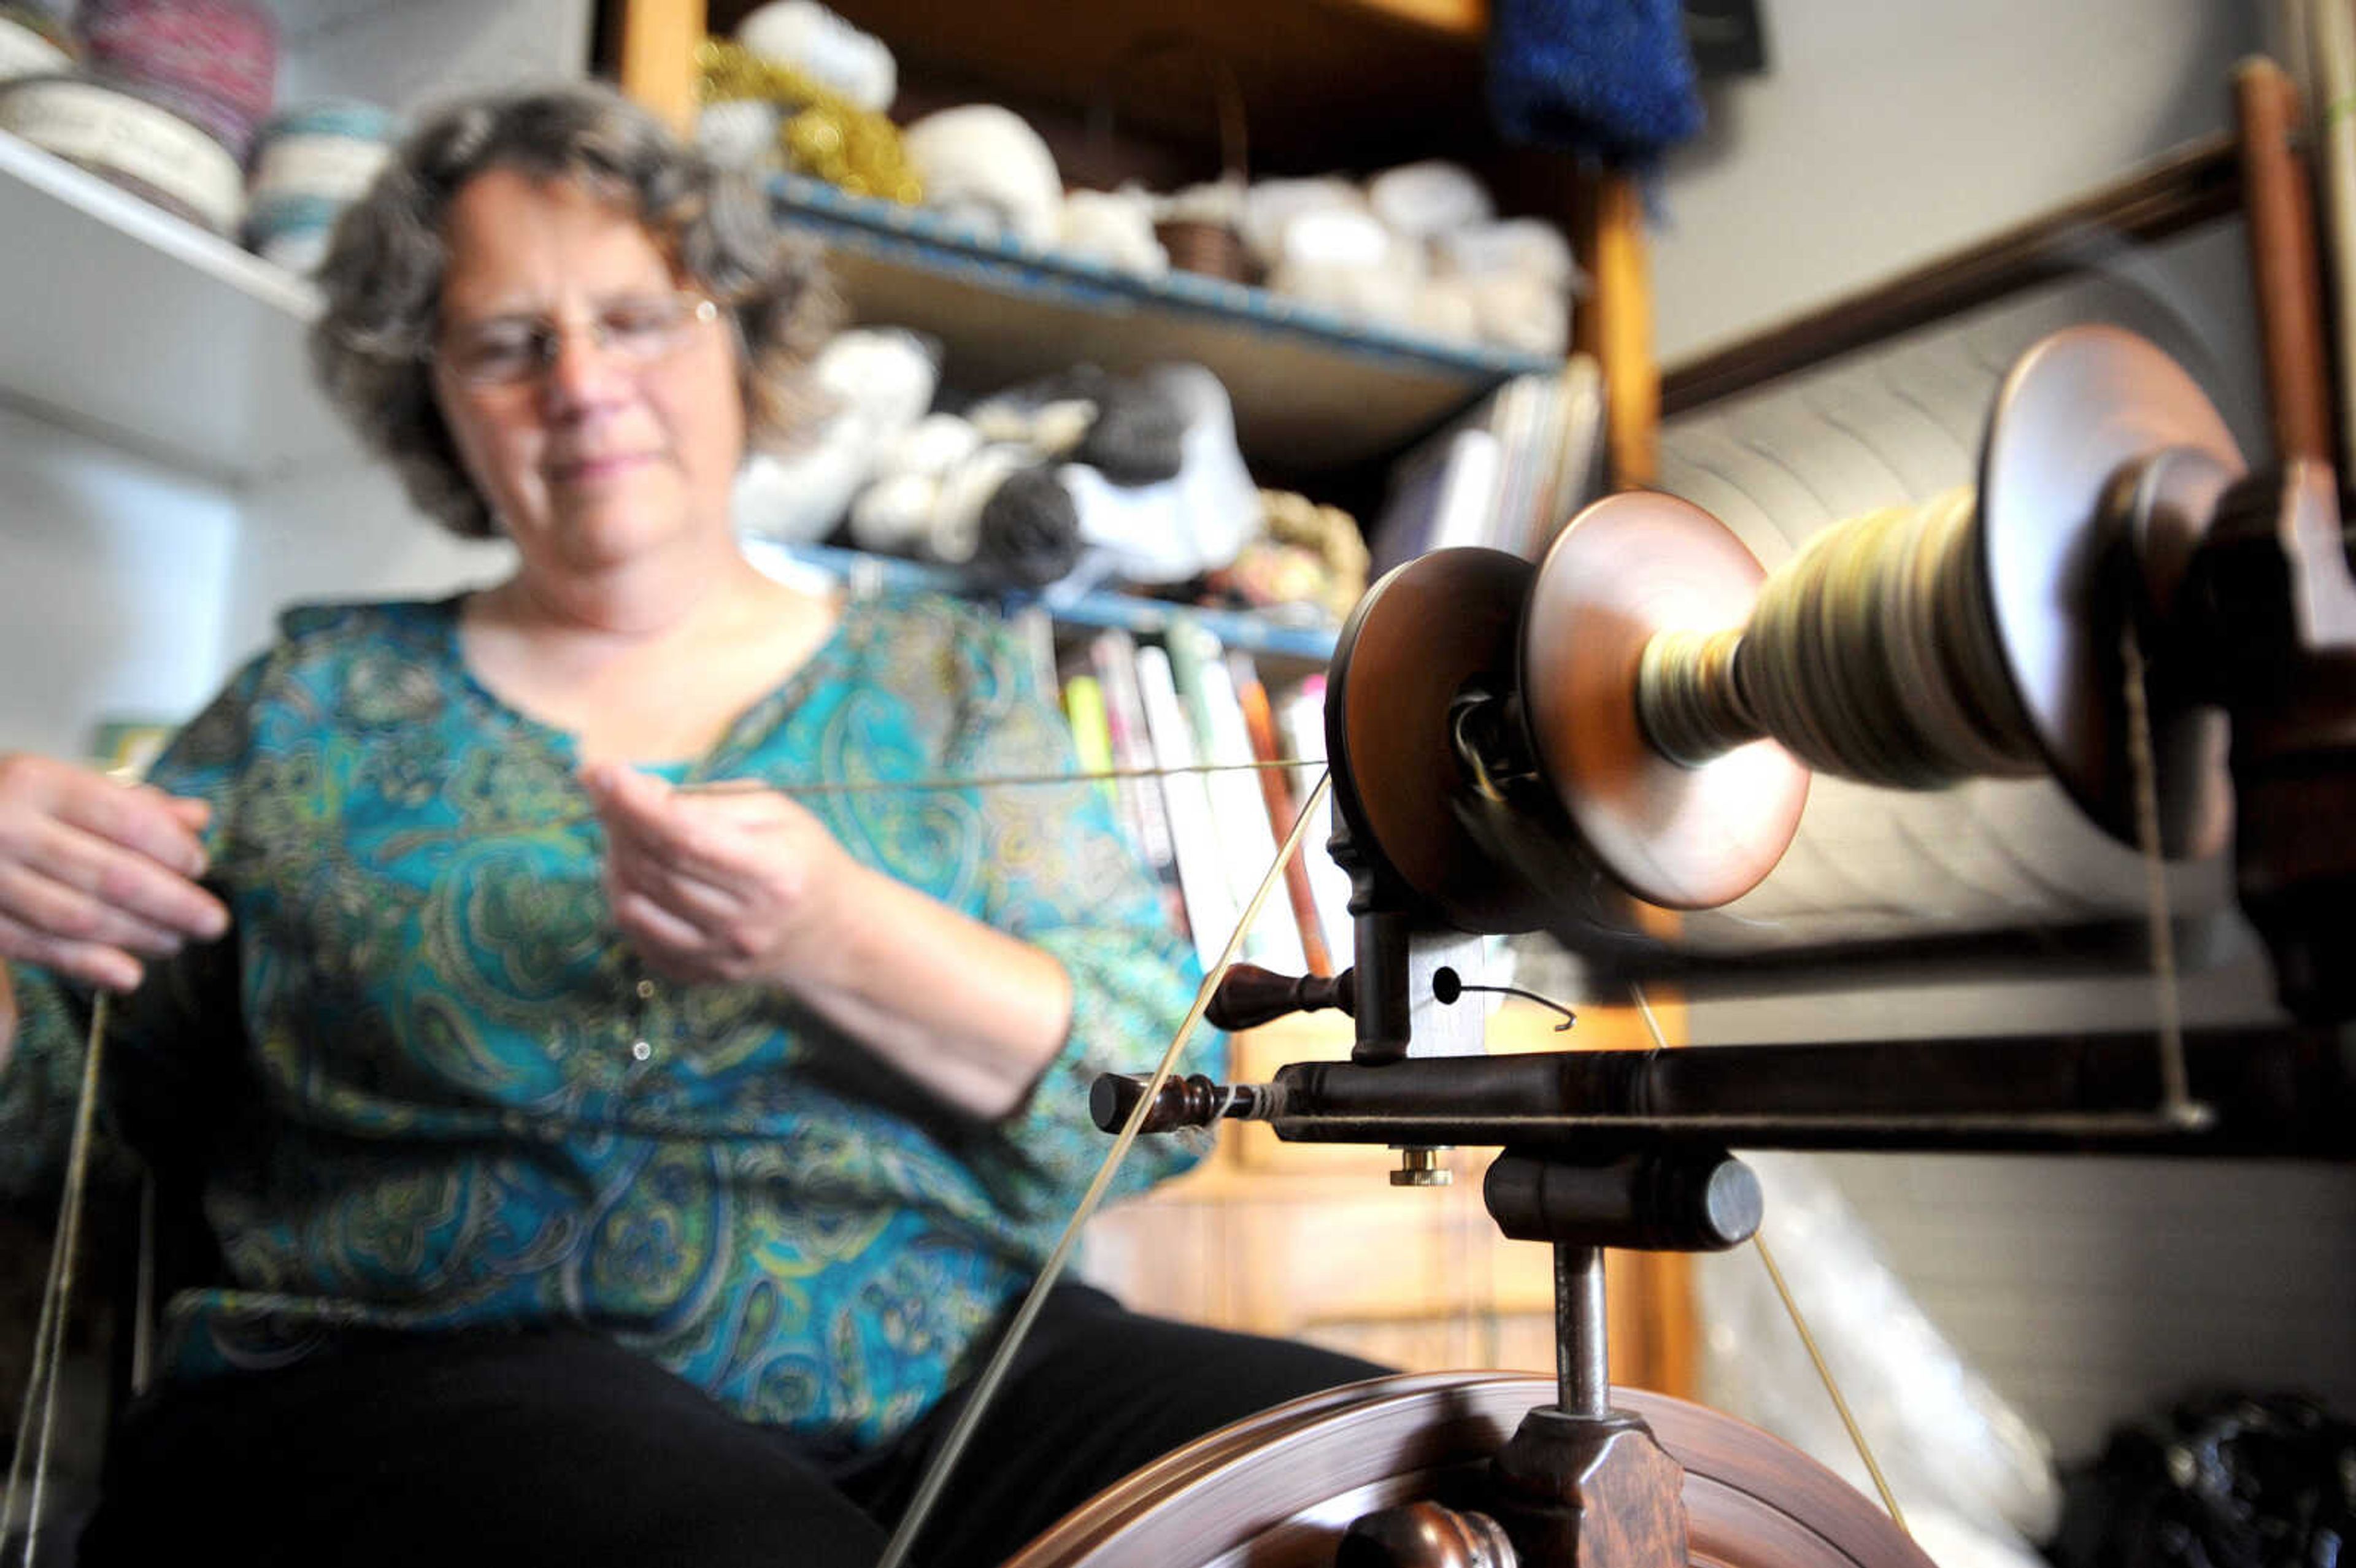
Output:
top-left (310, 83), bottom-right (836, 540)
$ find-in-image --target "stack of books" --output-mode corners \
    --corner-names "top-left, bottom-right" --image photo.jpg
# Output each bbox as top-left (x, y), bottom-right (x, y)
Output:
top-left (1037, 352), bottom-right (1607, 977)
top-left (1367, 355), bottom-right (1606, 572)
top-left (1056, 616), bottom-right (1349, 978)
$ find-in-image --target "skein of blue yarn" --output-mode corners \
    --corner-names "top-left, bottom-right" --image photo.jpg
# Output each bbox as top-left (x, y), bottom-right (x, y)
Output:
top-left (1487, 0), bottom-right (1704, 167)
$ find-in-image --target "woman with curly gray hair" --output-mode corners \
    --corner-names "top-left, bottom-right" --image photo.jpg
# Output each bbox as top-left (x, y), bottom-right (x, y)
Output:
top-left (310, 83), bottom-right (834, 543)
top-left (0, 80), bottom-right (1378, 1568)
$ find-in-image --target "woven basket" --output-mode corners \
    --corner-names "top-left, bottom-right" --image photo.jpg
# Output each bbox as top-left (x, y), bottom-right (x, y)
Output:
top-left (1092, 31), bottom-right (1253, 284)
top-left (1155, 216), bottom-right (1249, 281)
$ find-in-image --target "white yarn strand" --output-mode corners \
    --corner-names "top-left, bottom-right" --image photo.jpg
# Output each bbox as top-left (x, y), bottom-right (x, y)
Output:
top-left (2119, 623), bottom-right (2204, 1128)
top-left (1627, 983), bottom-right (1911, 1537)
top-left (4, 994), bottom-right (110, 1564)
top-left (872, 771), bottom-right (1334, 1568)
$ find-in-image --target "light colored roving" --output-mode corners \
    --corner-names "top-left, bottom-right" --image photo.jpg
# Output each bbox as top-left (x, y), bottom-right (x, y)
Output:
top-left (245, 99), bottom-right (398, 272)
top-left (0, 6), bottom-right (74, 82)
top-left (0, 72), bottom-right (242, 234)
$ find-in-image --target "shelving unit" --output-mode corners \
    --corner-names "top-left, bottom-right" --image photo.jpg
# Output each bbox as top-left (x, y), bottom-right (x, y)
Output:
top-left (742, 538), bottom-right (1341, 661)
top-left (0, 0), bottom-right (1682, 1404)
top-left (622, 0), bottom-right (1661, 495)
top-left (0, 0), bottom-right (595, 484)
top-left (709, 0), bottom-right (1494, 172)
top-left (0, 121), bottom-right (1355, 661)
top-left (0, 130), bottom-right (353, 483)
top-left (771, 173), bottom-right (1560, 469)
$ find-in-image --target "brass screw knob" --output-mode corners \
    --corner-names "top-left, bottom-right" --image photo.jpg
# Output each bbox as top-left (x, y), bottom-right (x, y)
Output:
top-left (1390, 1147), bottom-right (1452, 1187)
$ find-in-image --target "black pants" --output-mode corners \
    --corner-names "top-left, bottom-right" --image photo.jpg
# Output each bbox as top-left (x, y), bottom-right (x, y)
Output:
top-left (80, 1285), bottom-right (1386, 1568)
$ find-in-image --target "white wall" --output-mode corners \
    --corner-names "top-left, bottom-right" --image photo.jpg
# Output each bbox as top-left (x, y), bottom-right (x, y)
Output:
top-left (0, 407), bottom-right (240, 759)
top-left (227, 462), bottom-right (512, 669)
top-left (269, 0), bottom-right (595, 115)
top-left (0, 405), bottom-right (509, 763)
top-left (1653, 0), bottom-right (2261, 364)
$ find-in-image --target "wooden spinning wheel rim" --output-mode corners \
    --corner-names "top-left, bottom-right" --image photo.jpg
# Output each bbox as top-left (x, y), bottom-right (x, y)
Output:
top-left (1005, 1373), bottom-right (1938, 1568)
top-left (1978, 324), bottom-right (2244, 855)
top-left (1523, 493), bottom-right (1810, 910)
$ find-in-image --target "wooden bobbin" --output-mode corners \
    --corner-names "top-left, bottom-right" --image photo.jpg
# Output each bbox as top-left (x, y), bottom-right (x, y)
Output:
top-left (1526, 325), bottom-right (2245, 912)
top-left (1523, 491), bottom-right (1809, 912)
top-left (1976, 325), bottom-right (2243, 855)
top-left (1324, 548), bottom-right (1697, 945)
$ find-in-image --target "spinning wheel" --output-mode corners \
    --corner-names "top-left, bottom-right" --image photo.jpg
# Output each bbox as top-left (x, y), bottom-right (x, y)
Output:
top-left (13, 317), bottom-right (2347, 1568)
top-left (1008, 1375), bottom-right (1936, 1568)
top-left (1017, 321), bottom-right (2356, 1568)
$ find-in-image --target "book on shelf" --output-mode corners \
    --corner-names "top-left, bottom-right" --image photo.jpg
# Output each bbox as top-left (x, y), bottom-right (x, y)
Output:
top-left (1060, 674), bottom-right (1120, 819)
top-left (1161, 615), bottom-right (1307, 974)
top-left (1489, 372), bottom-right (1554, 559)
top-left (1082, 628), bottom-right (1190, 944)
top-left (1275, 674), bottom-right (1357, 968)
top-left (1134, 643), bottom-right (1242, 972)
top-left (1366, 355), bottom-right (1607, 570)
top-left (1230, 651), bottom-right (1336, 977)
top-left (1367, 423), bottom-right (1502, 574)
top-left (1526, 353), bottom-right (1605, 557)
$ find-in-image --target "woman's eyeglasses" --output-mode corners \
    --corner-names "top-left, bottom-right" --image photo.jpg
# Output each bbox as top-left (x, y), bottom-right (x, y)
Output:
top-left (433, 290), bottom-right (720, 386)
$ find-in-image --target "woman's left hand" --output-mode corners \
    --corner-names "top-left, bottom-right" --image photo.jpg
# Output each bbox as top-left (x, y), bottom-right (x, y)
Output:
top-left (582, 763), bottom-right (866, 991)
top-left (582, 759), bottom-right (1074, 1117)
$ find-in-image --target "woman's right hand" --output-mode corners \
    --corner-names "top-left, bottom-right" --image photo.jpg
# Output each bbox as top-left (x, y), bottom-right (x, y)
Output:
top-left (0, 755), bottom-right (229, 994)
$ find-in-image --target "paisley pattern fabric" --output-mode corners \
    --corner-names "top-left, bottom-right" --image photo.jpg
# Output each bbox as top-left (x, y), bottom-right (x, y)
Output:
top-left (0, 591), bottom-right (1215, 1451)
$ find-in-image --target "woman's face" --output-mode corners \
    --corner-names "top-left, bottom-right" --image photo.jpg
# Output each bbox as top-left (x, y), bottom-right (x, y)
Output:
top-left (431, 168), bottom-right (745, 580)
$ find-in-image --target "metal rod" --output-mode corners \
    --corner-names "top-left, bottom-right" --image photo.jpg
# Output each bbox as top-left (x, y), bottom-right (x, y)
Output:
top-left (1233, 1028), bottom-right (2349, 1156)
top-left (1272, 1109), bottom-right (2214, 1142)
top-left (1554, 1245), bottom-right (1610, 1420)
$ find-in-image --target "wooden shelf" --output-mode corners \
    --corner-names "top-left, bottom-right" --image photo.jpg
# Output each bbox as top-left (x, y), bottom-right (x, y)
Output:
top-left (742, 537), bottom-right (1340, 662)
top-left (712, 0), bottom-right (1490, 173)
top-left (0, 112), bottom-right (1551, 489)
top-left (771, 173), bottom-right (1558, 472)
top-left (0, 129), bottom-right (363, 484)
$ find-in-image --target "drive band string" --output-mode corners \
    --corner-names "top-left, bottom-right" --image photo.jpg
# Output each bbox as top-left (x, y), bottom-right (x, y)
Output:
top-left (3, 996), bottom-right (110, 1567)
top-left (872, 771), bottom-right (1333, 1568)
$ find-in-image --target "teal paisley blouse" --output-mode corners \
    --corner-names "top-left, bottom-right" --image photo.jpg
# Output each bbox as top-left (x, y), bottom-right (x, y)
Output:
top-left (0, 591), bottom-right (1216, 1451)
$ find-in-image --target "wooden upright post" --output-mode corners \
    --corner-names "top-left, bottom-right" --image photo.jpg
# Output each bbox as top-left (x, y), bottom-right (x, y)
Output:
top-left (615, 0), bottom-right (709, 136)
top-left (1575, 173), bottom-right (1692, 1395)
top-left (2233, 56), bottom-right (2335, 465)
top-left (1577, 172), bottom-right (1660, 490)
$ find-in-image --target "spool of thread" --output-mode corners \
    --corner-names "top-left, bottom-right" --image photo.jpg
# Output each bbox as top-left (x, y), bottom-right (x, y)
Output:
top-left (0, 72), bottom-right (242, 234)
top-left (244, 99), bottom-right (397, 272)
top-left (79, 0), bottom-right (276, 161)
top-left (1636, 486), bottom-right (2042, 790)
top-left (0, 5), bottom-right (74, 82)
